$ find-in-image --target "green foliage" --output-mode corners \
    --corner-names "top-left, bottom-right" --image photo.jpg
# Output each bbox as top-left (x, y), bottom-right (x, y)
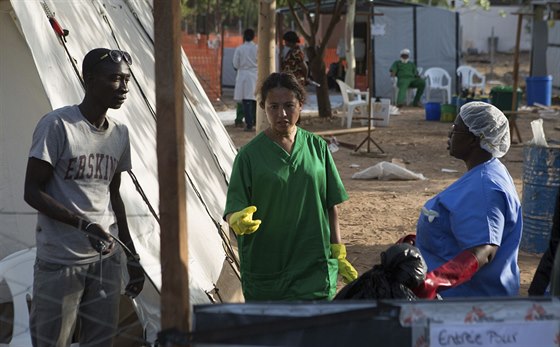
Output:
top-left (179, 0), bottom-right (271, 31)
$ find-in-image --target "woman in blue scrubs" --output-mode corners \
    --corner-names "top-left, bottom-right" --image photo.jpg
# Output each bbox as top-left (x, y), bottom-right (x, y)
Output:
top-left (414, 102), bottom-right (522, 299)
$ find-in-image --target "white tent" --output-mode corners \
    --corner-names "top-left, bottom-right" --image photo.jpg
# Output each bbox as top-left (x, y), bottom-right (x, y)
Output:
top-left (0, 0), bottom-right (241, 343)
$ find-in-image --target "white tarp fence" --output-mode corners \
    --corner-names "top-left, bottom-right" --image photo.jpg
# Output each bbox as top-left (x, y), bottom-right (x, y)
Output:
top-left (372, 6), bottom-right (459, 100)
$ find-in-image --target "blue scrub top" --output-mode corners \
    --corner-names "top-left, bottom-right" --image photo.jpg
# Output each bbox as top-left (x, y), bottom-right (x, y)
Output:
top-left (416, 158), bottom-right (522, 297)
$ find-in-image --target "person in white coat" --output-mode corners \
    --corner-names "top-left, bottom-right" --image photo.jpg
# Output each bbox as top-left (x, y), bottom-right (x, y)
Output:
top-left (233, 28), bottom-right (258, 131)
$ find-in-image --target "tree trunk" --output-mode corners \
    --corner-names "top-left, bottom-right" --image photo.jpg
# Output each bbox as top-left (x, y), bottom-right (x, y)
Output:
top-left (285, 0), bottom-right (346, 118)
top-left (256, 0), bottom-right (276, 132)
top-left (308, 49), bottom-right (331, 118)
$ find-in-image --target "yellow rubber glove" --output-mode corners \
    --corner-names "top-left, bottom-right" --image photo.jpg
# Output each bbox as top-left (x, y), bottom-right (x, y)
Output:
top-left (331, 243), bottom-right (358, 284)
top-left (229, 206), bottom-right (262, 236)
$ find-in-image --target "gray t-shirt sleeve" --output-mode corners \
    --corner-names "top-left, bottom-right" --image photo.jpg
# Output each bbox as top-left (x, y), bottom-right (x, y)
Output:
top-left (29, 113), bottom-right (65, 166)
top-left (116, 125), bottom-right (132, 172)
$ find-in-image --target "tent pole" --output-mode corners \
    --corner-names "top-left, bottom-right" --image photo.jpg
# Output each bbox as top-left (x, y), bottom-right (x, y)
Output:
top-left (154, 0), bottom-right (190, 339)
top-left (354, 6), bottom-right (384, 155)
top-left (510, 12), bottom-right (524, 144)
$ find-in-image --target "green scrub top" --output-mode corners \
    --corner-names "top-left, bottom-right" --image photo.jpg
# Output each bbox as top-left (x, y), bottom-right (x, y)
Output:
top-left (224, 128), bottom-right (348, 301)
top-left (390, 60), bottom-right (418, 79)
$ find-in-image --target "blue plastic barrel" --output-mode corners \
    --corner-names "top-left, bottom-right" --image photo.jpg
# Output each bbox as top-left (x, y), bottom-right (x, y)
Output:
top-left (526, 76), bottom-right (553, 106)
top-left (424, 102), bottom-right (441, 121)
top-left (451, 95), bottom-right (458, 107)
top-left (521, 145), bottom-right (560, 253)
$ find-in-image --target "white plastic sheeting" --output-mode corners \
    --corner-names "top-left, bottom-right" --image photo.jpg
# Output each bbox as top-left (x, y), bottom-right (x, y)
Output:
top-left (351, 161), bottom-right (426, 181)
top-left (1, 0), bottom-right (241, 341)
top-left (547, 23), bottom-right (560, 90)
top-left (372, 6), bottom-right (459, 100)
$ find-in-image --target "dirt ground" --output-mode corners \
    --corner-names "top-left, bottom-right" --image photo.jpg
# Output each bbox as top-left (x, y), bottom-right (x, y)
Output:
top-left (218, 51), bottom-right (560, 296)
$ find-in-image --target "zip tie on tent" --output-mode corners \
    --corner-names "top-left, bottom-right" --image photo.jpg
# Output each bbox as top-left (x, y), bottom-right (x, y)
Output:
top-left (40, 2), bottom-right (68, 42)
top-left (40, 2), bottom-right (83, 87)
top-left (204, 289), bottom-right (218, 304)
top-left (92, 0), bottom-right (106, 17)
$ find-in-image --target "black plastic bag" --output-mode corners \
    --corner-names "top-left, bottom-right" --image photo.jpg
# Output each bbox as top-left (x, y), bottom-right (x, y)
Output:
top-left (334, 244), bottom-right (427, 300)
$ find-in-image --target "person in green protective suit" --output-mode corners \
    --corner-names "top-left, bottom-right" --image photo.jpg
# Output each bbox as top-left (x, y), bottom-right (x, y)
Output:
top-left (223, 72), bottom-right (358, 301)
top-left (390, 48), bottom-right (425, 107)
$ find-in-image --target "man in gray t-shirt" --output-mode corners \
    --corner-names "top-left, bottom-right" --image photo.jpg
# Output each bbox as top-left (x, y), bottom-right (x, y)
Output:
top-left (24, 48), bottom-right (144, 347)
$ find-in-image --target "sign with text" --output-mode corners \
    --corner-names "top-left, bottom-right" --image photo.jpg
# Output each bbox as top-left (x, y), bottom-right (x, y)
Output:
top-left (371, 24), bottom-right (385, 36)
top-left (429, 321), bottom-right (560, 347)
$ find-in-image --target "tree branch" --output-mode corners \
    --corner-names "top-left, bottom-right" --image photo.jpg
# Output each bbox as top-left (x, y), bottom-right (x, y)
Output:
top-left (319, 0), bottom-right (346, 54)
top-left (287, 0), bottom-right (311, 46)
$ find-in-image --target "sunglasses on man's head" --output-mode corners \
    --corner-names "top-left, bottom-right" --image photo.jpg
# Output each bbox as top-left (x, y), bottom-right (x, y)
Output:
top-left (98, 50), bottom-right (132, 65)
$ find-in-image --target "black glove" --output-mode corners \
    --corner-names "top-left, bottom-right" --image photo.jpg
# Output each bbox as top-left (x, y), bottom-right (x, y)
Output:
top-left (125, 254), bottom-right (145, 298)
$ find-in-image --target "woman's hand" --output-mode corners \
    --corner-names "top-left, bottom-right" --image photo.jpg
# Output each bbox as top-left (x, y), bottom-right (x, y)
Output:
top-left (331, 244), bottom-right (358, 284)
top-left (229, 206), bottom-right (262, 236)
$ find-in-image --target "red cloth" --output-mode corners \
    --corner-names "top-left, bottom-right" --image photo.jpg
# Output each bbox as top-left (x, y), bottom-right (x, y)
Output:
top-left (413, 250), bottom-right (479, 299)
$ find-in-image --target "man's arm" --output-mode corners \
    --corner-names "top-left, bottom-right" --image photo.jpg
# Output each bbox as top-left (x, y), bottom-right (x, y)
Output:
top-left (412, 62), bottom-right (420, 77)
top-left (110, 172), bottom-right (145, 297)
top-left (24, 157), bottom-right (82, 228)
top-left (469, 244), bottom-right (498, 267)
top-left (24, 157), bottom-right (113, 251)
top-left (414, 244), bottom-right (498, 299)
top-left (390, 61), bottom-right (398, 77)
top-left (232, 47), bottom-right (240, 70)
top-left (298, 49), bottom-right (308, 81)
top-left (110, 172), bottom-right (136, 254)
top-left (300, 59), bottom-right (308, 82)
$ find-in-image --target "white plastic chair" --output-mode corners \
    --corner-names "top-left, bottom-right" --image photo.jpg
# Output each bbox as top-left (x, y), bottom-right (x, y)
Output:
top-left (336, 79), bottom-right (368, 128)
top-left (0, 248), bottom-right (80, 347)
top-left (391, 67), bottom-right (423, 106)
top-left (456, 65), bottom-right (486, 94)
top-left (0, 248), bottom-right (36, 347)
top-left (424, 67), bottom-right (452, 104)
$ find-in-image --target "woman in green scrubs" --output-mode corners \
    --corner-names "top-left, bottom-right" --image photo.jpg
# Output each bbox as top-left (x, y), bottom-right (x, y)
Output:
top-left (224, 72), bottom-right (358, 301)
